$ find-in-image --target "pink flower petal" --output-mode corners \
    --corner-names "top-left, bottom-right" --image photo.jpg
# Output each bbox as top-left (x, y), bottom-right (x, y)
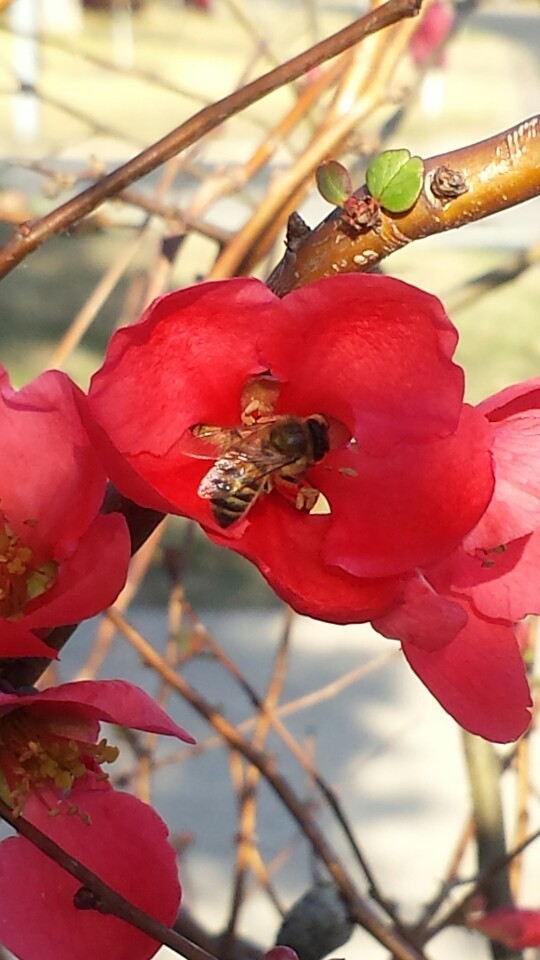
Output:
top-left (319, 405), bottom-right (494, 577)
top-left (23, 513), bottom-right (131, 629)
top-left (402, 609), bottom-right (531, 742)
top-left (466, 404), bottom-right (540, 549)
top-left (469, 907), bottom-right (540, 949)
top-left (0, 787), bottom-right (181, 960)
top-left (0, 679), bottom-right (195, 743)
top-left (430, 534), bottom-right (540, 622)
top-left (209, 497), bottom-right (401, 624)
top-left (373, 574), bottom-right (467, 650)
top-left (0, 370), bottom-right (107, 557)
top-left (476, 377), bottom-right (540, 419)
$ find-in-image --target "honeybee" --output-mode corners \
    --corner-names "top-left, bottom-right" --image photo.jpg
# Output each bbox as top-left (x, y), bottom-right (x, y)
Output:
top-left (183, 414), bottom-right (330, 528)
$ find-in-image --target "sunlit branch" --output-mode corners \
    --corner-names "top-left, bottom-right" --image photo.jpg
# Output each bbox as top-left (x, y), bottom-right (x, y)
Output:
top-left (101, 608), bottom-right (431, 960)
top-left (0, 0), bottom-right (422, 279)
top-left (268, 115), bottom-right (540, 294)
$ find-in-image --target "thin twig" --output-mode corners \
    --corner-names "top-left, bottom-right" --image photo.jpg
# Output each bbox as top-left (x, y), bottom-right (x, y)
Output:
top-left (209, 5), bottom-right (422, 279)
top-left (0, 0), bottom-right (422, 279)
top-left (107, 607), bottom-right (431, 960)
top-left (223, 607), bottom-right (293, 951)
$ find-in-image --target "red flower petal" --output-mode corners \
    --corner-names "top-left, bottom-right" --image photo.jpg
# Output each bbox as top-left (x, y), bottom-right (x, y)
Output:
top-left (0, 620), bottom-right (58, 659)
top-left (0, 679), bottom-right (195, 743)
top-left (430, 534), bottom-right (540, 622)
top-left (0, 787), bottom-right (181, 960)
top-left (318, 405), bottom-right (494, 577)
top-left (275, 274), bottom-right (464, 453)
top-left (87, 275), bottom-right (466, 515)
top-left (466, 385), bottom-right (540, 549)
top-left (23, 513), bottom-right (131, 630)
top-left (469, 908), bottom-right (540, 949)
top-left (209, 497), bottom-right (401, 624)
top-left (476, 378), bottom-right (540, 419)
top-left (401, 608), bottom-right (531, 742)
top-left (0, 370), bottom-right (107, 557)
top-left (87, 279), bottom-right (281, 511)
top-left (372, 573), bottom-right (467, 650)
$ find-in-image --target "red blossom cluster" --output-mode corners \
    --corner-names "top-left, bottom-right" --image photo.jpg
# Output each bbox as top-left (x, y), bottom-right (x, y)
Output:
top-left (0, 369), bottom-right (194, 960)
top-left (2, 271), bottom-right (540, 960)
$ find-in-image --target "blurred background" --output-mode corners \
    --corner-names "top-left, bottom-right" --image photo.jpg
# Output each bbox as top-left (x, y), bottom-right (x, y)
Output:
top-left (1, 2), bottom-right (540, 959)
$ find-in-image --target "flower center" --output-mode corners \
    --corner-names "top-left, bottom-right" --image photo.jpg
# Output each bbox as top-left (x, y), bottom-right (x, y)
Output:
top-left (0, 513), bottom-right (57, 619)
top-left (184, 375), bottom-right (338, 527)
top-left (0, 710), bottom-right (119, 815)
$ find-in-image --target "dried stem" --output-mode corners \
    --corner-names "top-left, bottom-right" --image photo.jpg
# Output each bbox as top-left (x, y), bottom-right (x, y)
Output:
top-left (445, 240), bottom-right (540, 315)
top-left (113, 649), bottom-right (396, 781)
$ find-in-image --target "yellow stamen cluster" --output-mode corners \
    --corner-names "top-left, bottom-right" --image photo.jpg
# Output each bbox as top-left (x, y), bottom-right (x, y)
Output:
top-left (0, 515), bottom-right (57, 619)
top-left (0, 711), bottom-right (119, 815)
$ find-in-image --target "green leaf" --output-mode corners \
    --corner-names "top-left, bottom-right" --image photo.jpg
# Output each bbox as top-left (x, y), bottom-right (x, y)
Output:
top-left (316, 160), bottom-right (352, 206)
top-left (366, 150), bottom-right (424, 213)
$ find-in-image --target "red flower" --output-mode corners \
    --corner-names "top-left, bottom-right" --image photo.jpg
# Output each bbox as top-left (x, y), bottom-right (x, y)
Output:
top-left (376, 379), bottom-right (540, 741)
top-left (0, 367), bottom-right (131, 658)
top-left (0, 678), bottom-right (194, 960)
top-left (86, 276), bottom-right (532, 741)
top-left (468, 906), bottom-right (540, 950)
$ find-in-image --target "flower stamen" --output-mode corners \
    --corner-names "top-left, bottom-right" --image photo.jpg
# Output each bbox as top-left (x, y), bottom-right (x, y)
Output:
top-left (0, 512), bottom-right (57, 619)
top-left (0, 712), bottom-right (119, 815)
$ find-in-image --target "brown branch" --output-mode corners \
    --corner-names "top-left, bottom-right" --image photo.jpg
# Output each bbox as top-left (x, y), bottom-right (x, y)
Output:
top-left (208, 5), bottom-right (423, 280)
top-left (184, 56), bottom-right (346, 225)
top-left (427, 825), bottom-right (540, 937)
top-left (0, 0), bottom-right (422, 280)
top-left (0, 23), bottom-right (216, 109)
top-left (445, 240), bottom-right (540, 314)
top-left (106, 608), bottom-right (431, 960)
top-left (6, 158), bottom-right (233, 244)
top-left (268, 115), bottom-right (540, 294)
top-left (0, 798), bottom-right (219, 960)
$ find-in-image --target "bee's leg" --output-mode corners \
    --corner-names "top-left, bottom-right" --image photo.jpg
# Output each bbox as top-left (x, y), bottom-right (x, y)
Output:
top-left (295, 486), bottom-right (322, 512)
top-left (274, 476), bottom-right (321, 513)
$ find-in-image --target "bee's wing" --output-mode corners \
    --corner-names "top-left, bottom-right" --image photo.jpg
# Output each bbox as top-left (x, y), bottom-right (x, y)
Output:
top-left (179, 424), bottom-right (250, 460)
top-left (198, 431), bottom-right (295, 501)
